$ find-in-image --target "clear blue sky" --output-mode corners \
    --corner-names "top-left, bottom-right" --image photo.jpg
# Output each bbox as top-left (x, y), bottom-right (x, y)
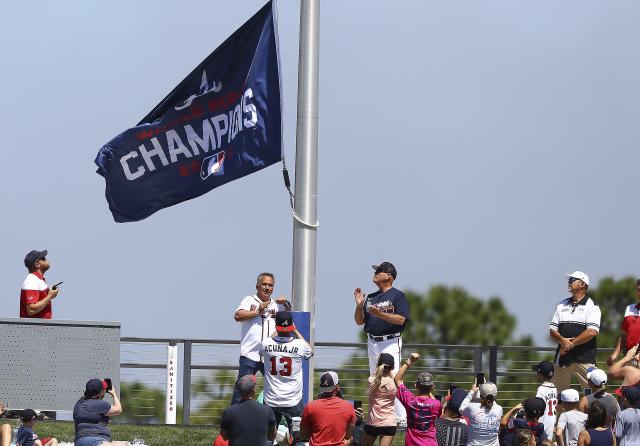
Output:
top-left (2, 1), bottom-right (639, 345)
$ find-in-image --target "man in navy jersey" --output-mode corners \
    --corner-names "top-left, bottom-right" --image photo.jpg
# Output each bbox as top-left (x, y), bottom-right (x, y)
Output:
top-left (354, 261), bottom-right (410, 427)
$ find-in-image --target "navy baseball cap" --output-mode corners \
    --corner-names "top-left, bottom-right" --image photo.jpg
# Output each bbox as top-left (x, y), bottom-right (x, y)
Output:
top-left (447, 388), bottom-right (467, 413)
top-left (372, 262), bottom-right (397, 279)
top-left (377, 353), bottom-right (395, 368)
top-left (532, 361), bottom-right (554, 379)
top-left (21, 409), bottom-right (37, 422)
top-left (24, 250), bottom-right (47, 269)
top-left (523, 397), bottom-right (546, 416)
top-left (275, 311), bottom-right (295, 332)
top-left (85, 378), bottom-right (107, 397)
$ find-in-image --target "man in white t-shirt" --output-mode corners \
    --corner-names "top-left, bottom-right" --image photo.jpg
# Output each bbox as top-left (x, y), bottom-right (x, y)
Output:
top-left (231, 272), bottom-right (291, 404)
top-left (260, 311), bottom-right (313, 445)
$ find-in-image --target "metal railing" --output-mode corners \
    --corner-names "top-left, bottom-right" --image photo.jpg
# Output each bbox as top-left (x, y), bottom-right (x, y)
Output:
top-left (119, 338), bottom-right (618, 425)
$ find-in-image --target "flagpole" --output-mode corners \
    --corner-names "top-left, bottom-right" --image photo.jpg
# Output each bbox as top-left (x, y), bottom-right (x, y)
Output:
top-left (292, 0), bottom-right (320, 398)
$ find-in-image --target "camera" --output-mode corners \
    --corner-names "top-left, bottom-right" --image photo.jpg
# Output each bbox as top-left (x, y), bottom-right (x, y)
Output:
top-left (104, 378), bottom-right (112, 392)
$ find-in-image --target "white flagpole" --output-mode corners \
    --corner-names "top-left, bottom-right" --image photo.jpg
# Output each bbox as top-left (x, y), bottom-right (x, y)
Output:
top-left (291, 0), bottom-right (320, 399)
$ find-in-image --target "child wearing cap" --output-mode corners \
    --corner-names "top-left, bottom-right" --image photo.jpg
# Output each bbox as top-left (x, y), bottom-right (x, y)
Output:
top-left (614, 386), bottom-right (640, 446)
top-left (555, 389), bottom-right (587, 446)
top-left (499, 398), bottom-right (547, 446)
top-left (460, 379), bottom-right (503, 446)
top-left (577, 367), bottom-right (620, 428)
top-left (16, 409), bottom-right (58, 446)
top-left (532, 361), bottom-right (557, 443)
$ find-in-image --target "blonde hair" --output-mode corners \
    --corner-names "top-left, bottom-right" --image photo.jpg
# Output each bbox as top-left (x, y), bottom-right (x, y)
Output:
top-left (371, 364), bottom-right (390, 392)
top-left (514, 429), bottom-right (535, 446)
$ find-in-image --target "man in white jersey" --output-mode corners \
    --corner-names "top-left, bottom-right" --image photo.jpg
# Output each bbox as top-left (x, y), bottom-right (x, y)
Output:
top-left (260, 311), bottom-right (313, 445)
top-left (231, 272), bottom-right (291, 404)
top-left (532, 360), bottom-right (557, 442)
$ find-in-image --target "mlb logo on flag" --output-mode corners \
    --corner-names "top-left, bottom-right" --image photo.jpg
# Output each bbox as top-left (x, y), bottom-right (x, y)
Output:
top-left (201, 151), bottom-right (226, 179)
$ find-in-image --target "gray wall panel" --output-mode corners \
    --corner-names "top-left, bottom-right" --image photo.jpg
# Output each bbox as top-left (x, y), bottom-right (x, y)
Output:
top-left (0, 318), bottom-right (120, 411)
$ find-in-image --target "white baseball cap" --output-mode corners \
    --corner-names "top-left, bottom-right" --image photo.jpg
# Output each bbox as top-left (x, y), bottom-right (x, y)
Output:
top-left (565, 271), bottom-right (590, 286)
top-left (560, 388), bottom-right (580, 402)
top-left (586, 367), bottom-right (607, 388)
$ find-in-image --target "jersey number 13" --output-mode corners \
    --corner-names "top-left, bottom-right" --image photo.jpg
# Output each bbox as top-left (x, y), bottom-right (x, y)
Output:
top-left (270, 356), bottom-right (292, 376)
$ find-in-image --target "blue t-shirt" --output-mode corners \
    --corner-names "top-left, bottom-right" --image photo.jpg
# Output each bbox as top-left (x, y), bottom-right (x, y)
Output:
top-left (17, 426), bottom-right (38, 446)
top-left (220, 399), bottom-right (276, 446)
top-left (363, 287), bottom-right (410, 336)
top-left (73, 397), bottom-right (112, 441)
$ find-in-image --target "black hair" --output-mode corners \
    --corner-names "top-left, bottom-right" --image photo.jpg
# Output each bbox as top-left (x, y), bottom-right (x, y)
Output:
top-left (584, 401), bottom-right (607, 429)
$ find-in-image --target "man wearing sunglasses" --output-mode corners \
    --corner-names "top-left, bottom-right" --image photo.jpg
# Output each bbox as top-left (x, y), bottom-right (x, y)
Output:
top-left (606, 279), bottom-right (640, 366)
top-left (549, 271), bottom-right (601, 393)
top-left (354, 261), bottom-right (410, 428)
top-left (20, 249), bottom-right (58, 319)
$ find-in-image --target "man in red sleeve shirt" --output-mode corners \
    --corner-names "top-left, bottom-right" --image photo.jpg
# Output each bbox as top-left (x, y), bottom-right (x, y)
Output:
top-left (608, 279), bottom-right (640, 366)
top-left (300, 371), bottom-right (355, 446)
top-left (20, 250), bottom-right (59, 319)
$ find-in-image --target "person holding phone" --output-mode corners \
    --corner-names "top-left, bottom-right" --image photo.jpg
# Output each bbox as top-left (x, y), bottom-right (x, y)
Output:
top-left (73, 379), bottom-right (127, 446)
top-left (460, 378), bottom-right (503, 446)
top-left (20, 250), bottom-right (59, 319)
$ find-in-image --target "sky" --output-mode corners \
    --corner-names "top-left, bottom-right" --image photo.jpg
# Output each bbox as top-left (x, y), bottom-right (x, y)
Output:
top-left (1, 1), bottom-right (639, 347)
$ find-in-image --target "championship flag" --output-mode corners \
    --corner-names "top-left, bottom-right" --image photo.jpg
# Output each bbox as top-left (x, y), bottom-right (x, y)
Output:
top-left (95, 2), bottom-right (282, 222)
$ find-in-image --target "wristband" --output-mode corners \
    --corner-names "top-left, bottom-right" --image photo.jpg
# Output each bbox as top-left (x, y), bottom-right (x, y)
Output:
top-left (405, 361), bottom-right (411, 366)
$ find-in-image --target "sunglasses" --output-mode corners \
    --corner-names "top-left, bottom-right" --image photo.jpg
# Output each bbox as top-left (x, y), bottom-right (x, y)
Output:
top-left (568, 277), bottom-right (580, 284)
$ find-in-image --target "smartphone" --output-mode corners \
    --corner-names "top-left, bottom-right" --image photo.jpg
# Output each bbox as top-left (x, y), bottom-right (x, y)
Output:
top-left (353, 400), bottom-right (362, 410)
top-left (104, 378), bottom-right (113, 392)
top-left (476, 372), bottom-right (485, 385)
top-left (52, 281), bottom-right (63, 289)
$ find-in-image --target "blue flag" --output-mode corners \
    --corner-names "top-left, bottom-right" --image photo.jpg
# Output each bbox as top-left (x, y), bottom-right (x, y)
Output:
top-left (95, 2), bottom-right (282, 222)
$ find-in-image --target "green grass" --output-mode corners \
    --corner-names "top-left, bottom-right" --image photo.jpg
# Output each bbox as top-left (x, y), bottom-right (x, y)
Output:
top-left (9, 421), bottom-right (410, 446)
top-left (10, 421), bottom-right (218, 446)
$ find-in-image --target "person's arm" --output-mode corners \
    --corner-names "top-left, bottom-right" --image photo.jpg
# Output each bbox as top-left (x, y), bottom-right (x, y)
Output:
top-left (578, 396), bottom-right (588, 413)
top-left (550, 329), bottom-right (574, 353)
top-left (344, 422), bottom-right (355, 445)
top-left (299, 425), bottom-right (310, 441)
top-left (608, 335), bottom-right (624, 366)
top-left (105, 389), bottom-right (122, 416)
top-left (234, 300), bottom-right (270, 322)
top-left (577, 430), bottom-right (590, 446)
top-left (292, 326), bottom-right (314, 355)
top-left (570, 329), bottom-right (598, 347)
top-left (366, 305), bottom-right (405, 326)
top-left (609, 345), bottom-right (638, 380)
top-left (354, 288), bottom-right (365, 325)
top-left (267, 425), bottom-right (277, 441)
top-left (395, 352), bottom-right (420, 388)
top-left (555, 426), bottom-right (565, 446)
top-left (500, 403), bottom-right (522, 427)
top-left (26, 288), bottom-right (58, 316)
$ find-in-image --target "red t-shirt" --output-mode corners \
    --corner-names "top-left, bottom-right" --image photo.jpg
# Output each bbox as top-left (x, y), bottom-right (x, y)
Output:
top-left (301, 397), bottom-right (356, 446)
top-left (212, 433), bottom-right (228, 446)
top-left (20, 272), bottom-right (51, 319)
top-left (622, 304), bottom-right (640, 350)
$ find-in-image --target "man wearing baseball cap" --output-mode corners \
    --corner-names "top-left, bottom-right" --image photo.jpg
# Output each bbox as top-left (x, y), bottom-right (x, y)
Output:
top-left (577, 367), bottom-right (619, 427)
top-left (435, 388), bottom-right (468, 446)
top-left (220, 375), bottom-right (277, 445)
top-left (549, 271), bottom-right (601, 393)
top-left (259, 311), bottom-right (313, 445)
top-left (555, 389), bottom-right (586, 446)
top-left (20, 250), bottom-right (59, 319)
top-left (354, 261), bottom-right (410, 427)
top-left (300, 372), bottom-right (355, 446)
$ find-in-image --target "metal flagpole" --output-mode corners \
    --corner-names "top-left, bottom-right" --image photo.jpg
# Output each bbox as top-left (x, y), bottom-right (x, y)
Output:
top-left (291, 0), bottom-right (320, 398)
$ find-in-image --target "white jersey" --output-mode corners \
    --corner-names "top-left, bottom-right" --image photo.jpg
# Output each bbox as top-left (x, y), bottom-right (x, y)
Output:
top-left (460, 390), bottom-right (503, 446)
top-left (536, 382), bottom-right (558, 441)
top-left (235, 295), bottom-right (287, 362)
top-left (259, 336), bottom-right (313, 407)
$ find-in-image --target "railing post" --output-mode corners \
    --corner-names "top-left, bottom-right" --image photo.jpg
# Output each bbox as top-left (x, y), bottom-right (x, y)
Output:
top-left (489, 346), bottom-right (498, 384)
top-left (474, 346), bottom-right (483, 374)
top-left (165, 340), bottom-right (178, 424)
top-left (183, 340), bottom-right (192, 425)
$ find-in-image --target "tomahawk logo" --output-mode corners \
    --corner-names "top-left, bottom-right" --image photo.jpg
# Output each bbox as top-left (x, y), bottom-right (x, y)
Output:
top-left (200, 151), bottom-right (225, 180)
top-left (175, 70), bottom-right (222, 111)
top-left (280, 319), bottom-right (290, 327)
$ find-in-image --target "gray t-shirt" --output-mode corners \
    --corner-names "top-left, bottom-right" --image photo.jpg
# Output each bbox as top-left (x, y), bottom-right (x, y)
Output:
top-left (586, 392), bottom-right (620, 427)
top-left (557, 410), bottom-right (587, 446)
top-left (614, 408), bottom-right (640, 446)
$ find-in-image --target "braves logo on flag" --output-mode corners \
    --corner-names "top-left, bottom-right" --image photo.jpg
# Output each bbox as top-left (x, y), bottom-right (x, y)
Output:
top-left (94, 1), bottom-right (282, 222)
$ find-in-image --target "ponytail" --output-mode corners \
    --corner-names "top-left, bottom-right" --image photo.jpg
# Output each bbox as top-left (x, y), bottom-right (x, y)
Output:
top-left (371, 364), bottom-right (388, 391)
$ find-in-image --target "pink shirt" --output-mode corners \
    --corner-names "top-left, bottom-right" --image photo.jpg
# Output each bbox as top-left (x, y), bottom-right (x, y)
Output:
top-left (366, 375), bottom-right (397, 426)
top-left (396, 384), bottom-right (442, 446)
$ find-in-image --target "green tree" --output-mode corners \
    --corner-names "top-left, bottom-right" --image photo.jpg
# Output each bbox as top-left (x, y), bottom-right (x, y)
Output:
top-left (113, 381), bottom-right (182, 424)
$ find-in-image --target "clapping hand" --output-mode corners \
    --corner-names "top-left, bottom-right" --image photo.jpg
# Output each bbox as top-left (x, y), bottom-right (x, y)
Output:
top-left (354, 288), bottom-right (366, 306)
